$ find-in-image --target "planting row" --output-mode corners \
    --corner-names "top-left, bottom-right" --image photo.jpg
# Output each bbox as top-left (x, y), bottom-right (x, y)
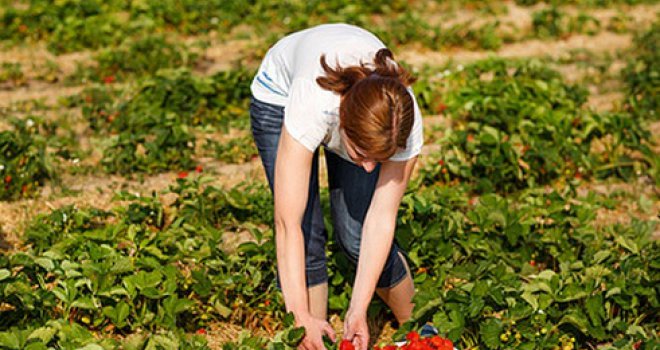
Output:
top-left (1, 173), bottom-right (657, 348)
top-left (0, 0), bottom-right (653, 55)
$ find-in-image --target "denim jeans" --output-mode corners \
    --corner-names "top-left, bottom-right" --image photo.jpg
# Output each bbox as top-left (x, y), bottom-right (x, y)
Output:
top-left (249, 96), bottom-right (408, 289)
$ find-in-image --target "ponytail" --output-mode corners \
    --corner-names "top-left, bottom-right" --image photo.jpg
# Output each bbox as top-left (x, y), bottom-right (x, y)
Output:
top-left (316, 48), bottom-right (416, 95)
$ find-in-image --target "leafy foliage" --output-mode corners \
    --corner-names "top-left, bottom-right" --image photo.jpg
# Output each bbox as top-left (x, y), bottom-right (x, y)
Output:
top-left (0, 118), bottom-right (54, 200)
top-left (418, 58), bottom-right (653, 193)
top-left (623, 22), bottom-right (659, 120)
top-left (395, 184), bottom-right (659, 349)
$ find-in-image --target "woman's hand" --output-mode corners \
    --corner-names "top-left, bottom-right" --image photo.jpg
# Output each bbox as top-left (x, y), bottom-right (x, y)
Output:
top-left (343, 308), bottom-right (369, 350)
top-left (297, 313), bottom-right (336, 350)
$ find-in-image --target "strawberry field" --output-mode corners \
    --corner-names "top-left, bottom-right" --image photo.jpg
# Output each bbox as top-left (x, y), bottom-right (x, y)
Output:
top-left (0, 0), bottom-right (658, 349)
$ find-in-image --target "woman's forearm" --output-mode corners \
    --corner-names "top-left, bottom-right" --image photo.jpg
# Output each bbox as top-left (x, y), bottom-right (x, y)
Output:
top-left (349, 159), bottom-right (416, 313)
top-left (349, 218), bottom-right (396, 313)
top-left (274, 219), bottom-right (311, 319)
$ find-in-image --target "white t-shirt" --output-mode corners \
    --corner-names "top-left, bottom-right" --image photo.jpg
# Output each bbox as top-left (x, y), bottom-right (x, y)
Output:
top-left (250, 23), bottom-right (424, 162)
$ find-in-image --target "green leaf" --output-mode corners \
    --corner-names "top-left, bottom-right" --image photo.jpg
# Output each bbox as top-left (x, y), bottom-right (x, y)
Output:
top-left (28, 327), bottom-right (57, 343)
top-left (34, 257), bottom-right (54, 271)
top-left (558, 310), bottom-right (589, 334)
top-left (586, 295), bottom-right (604, 326)
top-left (214, 301), bottom-right (232, 319)
top-left (480, 318), bottom-right (503, 349)
top-left (71, 296), bottom-right (97, 310)
top-left (0, 269), bottom-right (10, 281)
top-left (615, 235), bottom-right (639, 254)
top-left (0, 332), bottom-right (21, 349)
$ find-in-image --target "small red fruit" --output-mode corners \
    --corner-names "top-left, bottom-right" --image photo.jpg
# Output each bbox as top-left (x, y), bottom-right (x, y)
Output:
top-left (438, 159), bottom-right (445, 166)
top-left (430, 336), bottom-right (444, 347)
top-left (406, 331), bottom-right (421, 342)
top-left (103, 75), bottom-right (115, 84)
top-left (196, 328), bottom-right (206, 335)
top-left (339, 339), bottom-right (355, 350)
top-left (530, 260), bottom-right (536, 267)
top-left (436, 103), bottom-right (448, 114)
top-left (177, 171), bottom-right (188, 179)
top-left (467, 134), bottom-right (475, 142)
top-left (4, 175), bottom-right (11, 184)
top-left (264, 300), bottom-right (270, 306)
top-left (195, 165), bottom-right (203, 173)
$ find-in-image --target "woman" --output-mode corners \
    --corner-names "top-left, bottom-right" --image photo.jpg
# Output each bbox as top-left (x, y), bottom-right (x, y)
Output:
top-left (249, 23), bottom-right (423, 350)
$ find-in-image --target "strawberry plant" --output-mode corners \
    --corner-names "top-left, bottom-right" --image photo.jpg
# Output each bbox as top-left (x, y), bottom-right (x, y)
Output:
top-left (206, 135), bottom-right (259, 164)
top-left (0, 62), bottom-right (26, 87)
top-left (531, 7), bottom-right (600, 39)
top-left (418, 58), bottom-right (653, 193)
top-left (396, 184), bottom-right (659, 349)
top-left (623, 22), bottom-right (659, 120)
top-left (89, 67), bottom-right (252, 174)
top-left (0, 118), bottom-right (54, 200)
top-left (375, 12), bottom-right (504, 51)
top-left (46, 13), bottom-right (128, 54)
top-left (69, 34), bottom-right (200, 84)
top-left (1, 177), bottom-right (284, 337)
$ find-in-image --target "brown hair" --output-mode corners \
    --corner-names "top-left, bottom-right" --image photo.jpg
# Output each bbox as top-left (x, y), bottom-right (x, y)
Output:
top-left (316, 48), bottom-right (417, 161)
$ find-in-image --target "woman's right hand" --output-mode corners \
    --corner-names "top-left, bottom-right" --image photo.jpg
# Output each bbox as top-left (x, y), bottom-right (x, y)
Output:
top-left (296, 313), bottom-right (336, 350)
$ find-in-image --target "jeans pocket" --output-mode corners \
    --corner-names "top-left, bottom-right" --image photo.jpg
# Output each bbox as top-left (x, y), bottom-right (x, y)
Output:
top-left (250, 97), bottom-right (284, 135)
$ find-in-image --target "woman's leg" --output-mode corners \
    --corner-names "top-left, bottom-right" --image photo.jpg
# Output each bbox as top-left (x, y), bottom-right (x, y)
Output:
top-left (249, 97), bottom-right (329, 319)
top-left (324, 150), bottom-right (414, 324)
top-left (375, 251), bottom-right (414, 324)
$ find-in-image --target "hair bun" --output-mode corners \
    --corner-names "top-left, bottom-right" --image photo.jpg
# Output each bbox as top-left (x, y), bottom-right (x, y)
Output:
top-left (317, 48), bottom-right (416, 95)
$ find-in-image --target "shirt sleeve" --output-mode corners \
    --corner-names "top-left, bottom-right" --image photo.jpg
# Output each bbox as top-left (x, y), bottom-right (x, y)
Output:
top-left (283, 78), bottom-right (328, 153)
top-left (389, 87), bottom-right (424, 161)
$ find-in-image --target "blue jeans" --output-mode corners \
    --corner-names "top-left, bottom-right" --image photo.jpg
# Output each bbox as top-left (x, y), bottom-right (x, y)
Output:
top-left (249, 96), bottom-right (408, 289)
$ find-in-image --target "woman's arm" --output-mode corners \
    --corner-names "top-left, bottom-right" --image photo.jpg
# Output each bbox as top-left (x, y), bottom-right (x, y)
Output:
top-left (275, 126), bottom-right (336, 350)
top-left (274, 125), bottom-right (314, 318)
top-left (349, 156), bottom-right (417, 313)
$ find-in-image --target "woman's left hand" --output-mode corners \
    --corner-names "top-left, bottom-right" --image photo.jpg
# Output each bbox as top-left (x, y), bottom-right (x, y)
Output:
top-left (343, 308), bottom-right (369, 350)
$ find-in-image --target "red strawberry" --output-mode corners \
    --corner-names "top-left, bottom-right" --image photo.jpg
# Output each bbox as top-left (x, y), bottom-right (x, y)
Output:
top-left (438, 159), bottom-right (445, 166)
top-left (177, 171), bottom-right (188, 179)
top-left (264, 300), bottom-right (270, 306)
top-left (430, 336), bottom-right (444, 348)
top-left (441, 338), bottom-right (453, 350)
top-left (467, 134), bottom-right (475, 142)
top-left (406, 331), bottom-right (420, 342)
top-left (4, 175), bottom-right (11, 184)
top-left (196, 328), bottom-right (207, 335)
top-left (195, 165), bottom-right (203, 173)
top-left (339, 339), bottom-right (355, 350)
top-left (530, 260), bottom-right (536, 267)
top-left (103, 75), bottom-right (115, 84)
